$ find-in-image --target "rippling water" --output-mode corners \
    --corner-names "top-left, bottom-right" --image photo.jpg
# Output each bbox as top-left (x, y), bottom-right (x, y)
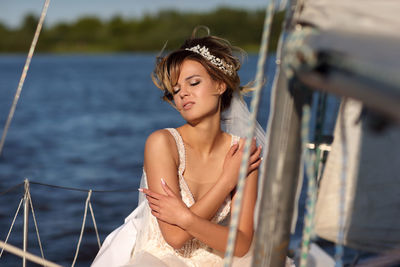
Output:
top-left (0, 53), bottom-right (276, 266)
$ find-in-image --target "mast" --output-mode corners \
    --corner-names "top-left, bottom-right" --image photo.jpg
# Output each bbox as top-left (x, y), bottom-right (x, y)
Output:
top-left (252, 1), bottom-right (306, 265)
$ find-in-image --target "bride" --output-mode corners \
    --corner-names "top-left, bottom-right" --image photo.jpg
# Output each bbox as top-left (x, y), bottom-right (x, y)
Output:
top-left (92, 28), bottom-right (264, 267)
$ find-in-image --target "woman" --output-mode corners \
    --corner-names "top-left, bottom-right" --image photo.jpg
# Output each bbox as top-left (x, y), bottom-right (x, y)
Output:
top-left (92, 28), bottom-right (263, 267)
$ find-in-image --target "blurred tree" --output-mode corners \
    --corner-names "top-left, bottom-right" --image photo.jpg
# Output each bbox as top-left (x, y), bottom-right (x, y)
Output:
top-left (0, 8), bottom-right (285, 53)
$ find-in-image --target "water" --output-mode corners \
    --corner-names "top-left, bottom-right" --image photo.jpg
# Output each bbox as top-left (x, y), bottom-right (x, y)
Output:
top-left (0, 53), bottom-right (275, 266)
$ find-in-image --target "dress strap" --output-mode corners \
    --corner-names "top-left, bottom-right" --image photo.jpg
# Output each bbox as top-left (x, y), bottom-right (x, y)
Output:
top-left (165, 128), bottom-right (186, 175)
top-left (230, 135), bottom-right (240, 146)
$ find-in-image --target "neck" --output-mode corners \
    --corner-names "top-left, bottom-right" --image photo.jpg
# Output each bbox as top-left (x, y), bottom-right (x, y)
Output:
top-left (179, 114), bottom-right (224, 156)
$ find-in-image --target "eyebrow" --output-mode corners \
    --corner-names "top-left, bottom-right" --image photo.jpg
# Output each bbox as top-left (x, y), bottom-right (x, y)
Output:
top-left (173, 74), bottom-right (201, 88)
top-left (184, 74), bottom-right (201, 81)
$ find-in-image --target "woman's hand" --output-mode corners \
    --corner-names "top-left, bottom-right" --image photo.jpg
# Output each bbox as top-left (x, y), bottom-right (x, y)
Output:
top-left (222, 138), bottom-right (262, 189)
top-left (141, 178), bottom-right (193, 229)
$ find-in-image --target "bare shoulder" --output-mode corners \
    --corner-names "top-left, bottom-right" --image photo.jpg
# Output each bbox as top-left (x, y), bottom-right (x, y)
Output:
top-left (145, 129), bottom-right (174, 147)
top-left (144, 129), bottom-right (181, 195)
top-left (144, 129), bottom-right (178, 167)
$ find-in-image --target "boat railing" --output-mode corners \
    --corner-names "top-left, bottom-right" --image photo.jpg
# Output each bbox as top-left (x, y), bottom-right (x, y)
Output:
top-left (0, 178), bottom-right (138, 267)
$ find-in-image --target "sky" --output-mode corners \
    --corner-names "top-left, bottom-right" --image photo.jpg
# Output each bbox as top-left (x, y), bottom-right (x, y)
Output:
top-left (1, 0), bottom-right (271, 28)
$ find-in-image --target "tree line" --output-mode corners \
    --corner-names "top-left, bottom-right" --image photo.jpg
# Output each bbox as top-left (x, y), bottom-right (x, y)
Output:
top-left (0, 8), bottom-right (284, 53)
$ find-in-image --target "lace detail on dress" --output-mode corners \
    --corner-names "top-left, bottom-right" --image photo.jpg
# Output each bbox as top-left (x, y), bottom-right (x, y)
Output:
top-left (134, 129), bottom-right (240, 264)
top-left (165, 128), bottom-right (186, 176)
top-left (165, 128), bottom-right (195, 207)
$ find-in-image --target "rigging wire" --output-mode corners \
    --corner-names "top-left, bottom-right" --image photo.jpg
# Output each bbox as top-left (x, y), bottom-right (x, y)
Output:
top-left (0, 182), bottom-right (24, 196)
top-left (0, 0), bottom-right (51, 156)
top-left (0, 198), bottom-right (23, 258)
top-left (28, 189), bottom-right (46, 264)
top-left (299, 101), bottom-right (318, 267)
top-left (72, 190), bottom-right (93, 267)
top-left (29, 180), bottom-right (138, 193)
top-left (223, 1), bottom-right (275, 266)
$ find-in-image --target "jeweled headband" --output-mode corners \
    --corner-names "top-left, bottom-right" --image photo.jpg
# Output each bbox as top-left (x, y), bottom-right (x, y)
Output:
top-left (185, 45), bottom-right (234, 76)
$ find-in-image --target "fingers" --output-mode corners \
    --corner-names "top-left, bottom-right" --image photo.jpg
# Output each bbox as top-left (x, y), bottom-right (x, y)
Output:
top-left (148, 201), bottom-right (160, 213)
top-left (227, 143), bottom-right (239, 156)
top-left (140, 188), bottom-right (163, 200)
top-left (250, 137), bottom-right (257, 154)
top-left (249, 145), bottom-right (262, 164)
top-left (248, 156), bottom-right (262, 173)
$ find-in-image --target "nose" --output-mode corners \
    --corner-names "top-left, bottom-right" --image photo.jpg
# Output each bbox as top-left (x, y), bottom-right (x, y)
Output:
top-left (178, 86), bottom-right (190, 98)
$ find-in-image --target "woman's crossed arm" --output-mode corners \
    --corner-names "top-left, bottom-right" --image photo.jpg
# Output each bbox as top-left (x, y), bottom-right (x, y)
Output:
top-left (143, 130), bottom-right (260, 255)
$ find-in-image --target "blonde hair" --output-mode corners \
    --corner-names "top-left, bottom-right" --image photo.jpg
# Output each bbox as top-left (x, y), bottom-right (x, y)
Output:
top-left (152, 27), bottom-right (249, 111)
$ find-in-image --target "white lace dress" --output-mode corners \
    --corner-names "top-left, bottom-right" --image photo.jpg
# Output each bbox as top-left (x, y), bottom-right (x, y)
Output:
top-left (125, 128), bottom-right (243, 267)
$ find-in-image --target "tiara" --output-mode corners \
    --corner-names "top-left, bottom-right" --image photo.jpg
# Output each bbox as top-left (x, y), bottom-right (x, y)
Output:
top-left (185, 45), bottom-right (234, 76)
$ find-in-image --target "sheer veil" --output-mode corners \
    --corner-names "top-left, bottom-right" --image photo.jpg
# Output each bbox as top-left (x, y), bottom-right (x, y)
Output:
top-left (221, 91), bottom-right (266, 230)
top-left (221, 91), bottom-right (266, 149)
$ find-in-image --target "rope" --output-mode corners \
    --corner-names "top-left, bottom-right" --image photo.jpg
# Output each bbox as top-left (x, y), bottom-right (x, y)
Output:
top-left (299, 103), bottom-right (317, 267)
top-left (0, 180), bottom-right (106, 265)
top-left (335, 99), bottom-right (348, 267)
top-left (282, 25), bottom-right (318, 80)
top-left (28, 191), bottom-right (46, 264)
top-left (223, 1), bottom-right (275, 265)
top-left (0, 240), bottom-right (62, 267)
top-left (0, 198), bottom-right (23, 258)
top-left (89, 201), bottom-right (101, 248)
top-left (0, 0), bottom-right (51, 156)
top-left (71, 190), bottom-right (92, 267)
top-left (314, 93), bottom-right (328, 183)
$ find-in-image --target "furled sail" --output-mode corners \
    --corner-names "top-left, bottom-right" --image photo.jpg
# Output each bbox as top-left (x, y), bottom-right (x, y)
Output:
top-left (286, 0), bottom-right (400, 122)
top-left (297, 0), bottom-right (400, 36)
top-left (314, 99), bottom-right (400, 252)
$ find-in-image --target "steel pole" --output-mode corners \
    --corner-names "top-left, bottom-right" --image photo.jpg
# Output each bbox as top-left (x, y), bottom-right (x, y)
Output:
top-left (23, 179), bottom-right (29, 267)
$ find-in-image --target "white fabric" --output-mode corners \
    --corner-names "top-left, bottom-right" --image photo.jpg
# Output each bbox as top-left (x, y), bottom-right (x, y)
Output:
top-left (314, 99), bottom-right (400, 252)
top-left (91, 202), bottom-right (145, 267)
top-left (221, 91), bottom-right (266, 152)
top-left (128, 128), bottom-right (237, 267)
top-left (298, 0), bottom-right (400, 37)
top-left (92, 92), bottom-right (267, 266)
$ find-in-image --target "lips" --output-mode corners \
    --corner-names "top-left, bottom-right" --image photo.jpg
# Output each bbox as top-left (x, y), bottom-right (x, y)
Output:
top-left (183, 101), bottom-right (195, 110)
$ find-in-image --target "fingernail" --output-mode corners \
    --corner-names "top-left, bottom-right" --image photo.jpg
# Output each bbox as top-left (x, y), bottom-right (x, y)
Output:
top-left (161, 178), bottom-right (166, 185)
top-left (138, 188), bottom-right (143, 192)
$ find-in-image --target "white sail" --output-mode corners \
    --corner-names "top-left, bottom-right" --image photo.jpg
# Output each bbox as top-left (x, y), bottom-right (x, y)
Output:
top-left (298, 0), bottom-right (400, 36)
top-left (314, 99), bottom-right (400, 252)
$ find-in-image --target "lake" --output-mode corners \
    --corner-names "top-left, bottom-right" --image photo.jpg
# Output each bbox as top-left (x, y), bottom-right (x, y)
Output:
top-left (0, 53), bottom-right (276, 266)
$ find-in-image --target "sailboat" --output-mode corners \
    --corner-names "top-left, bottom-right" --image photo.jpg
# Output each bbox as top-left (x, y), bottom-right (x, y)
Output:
top-left (251, 0), bottom-right (400, 266)
top-left (1, 0), bottom-right (400, 266)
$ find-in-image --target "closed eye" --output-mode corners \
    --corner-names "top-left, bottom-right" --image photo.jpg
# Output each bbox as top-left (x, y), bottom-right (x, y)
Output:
top-left (173, 88), bottom-right (180, 95)
top-left (190, 81), bottom-right (200, 86)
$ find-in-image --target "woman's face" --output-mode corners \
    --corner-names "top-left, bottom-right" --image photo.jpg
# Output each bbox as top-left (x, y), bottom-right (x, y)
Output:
top-left (172, 59), bottom-right (225, 124)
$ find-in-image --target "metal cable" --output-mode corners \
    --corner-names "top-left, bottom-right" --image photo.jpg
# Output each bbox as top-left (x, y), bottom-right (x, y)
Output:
top-left (0, 0), bottom-right (51, 156)
top-left (28, 191), bottom-right (46, 265)
top-left (29, 181), bottom-right (137, 193)
top-left (0, 182), bottom-right (24, 196)
top-left (0, 198), bottom-right (23, 258)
